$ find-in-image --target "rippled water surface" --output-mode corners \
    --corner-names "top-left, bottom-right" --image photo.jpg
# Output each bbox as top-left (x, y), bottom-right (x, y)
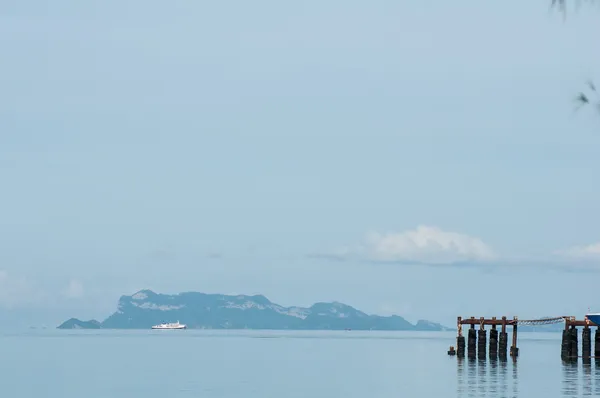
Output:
top-left (1, 329), bottom-right (598, 397)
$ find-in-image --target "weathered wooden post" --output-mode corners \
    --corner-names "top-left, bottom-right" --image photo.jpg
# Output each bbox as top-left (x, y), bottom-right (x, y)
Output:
top-left (510, 316), bottom-right (519, 358)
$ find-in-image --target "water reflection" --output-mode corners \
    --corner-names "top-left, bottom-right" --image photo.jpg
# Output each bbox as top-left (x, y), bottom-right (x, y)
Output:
top-left (560, 360), bottom-right (600, 397)
top-left (456, 357), bottom-right (517, 398)
top-left (562, 361), bottom-right (580, 396)
top-left (583, 361), bottom-right (592, 396)
top-left (457, 356), bottom-right (600, 397)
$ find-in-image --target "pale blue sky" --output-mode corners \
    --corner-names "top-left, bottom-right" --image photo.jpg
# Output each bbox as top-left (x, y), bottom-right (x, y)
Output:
top-left (2, 0), bottom-right (600, 328)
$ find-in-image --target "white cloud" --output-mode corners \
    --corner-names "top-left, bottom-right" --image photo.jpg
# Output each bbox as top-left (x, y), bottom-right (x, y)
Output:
top-left (327, 225), bottom-right (496, 265)
top-left (557, 242), bottom-right (600, 260)
top-left (63, 279), bottom-right (84, 299)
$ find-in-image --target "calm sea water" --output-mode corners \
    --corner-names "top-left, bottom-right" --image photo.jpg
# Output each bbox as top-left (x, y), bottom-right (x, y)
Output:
top-left (0, 329), bottom-right (597, 397)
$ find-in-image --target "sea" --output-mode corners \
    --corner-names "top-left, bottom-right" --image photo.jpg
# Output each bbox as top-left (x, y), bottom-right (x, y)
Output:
top-left (0, 329), bottom-right (596, 397)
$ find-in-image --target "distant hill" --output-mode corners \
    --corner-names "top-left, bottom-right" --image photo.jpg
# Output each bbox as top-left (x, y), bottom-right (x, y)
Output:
top-left (57, 289), bottom-right (452, 331)
top-left (58, 318), bottom-right (101, 329)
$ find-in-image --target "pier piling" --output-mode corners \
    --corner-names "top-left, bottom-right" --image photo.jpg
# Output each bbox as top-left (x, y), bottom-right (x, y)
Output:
top-left (456, 317), bottom-right (465, 358)
top-left (498, 317), bottom-right (508, 359)
top-left (478, 318), bottom-right (487, 359)
top-left (467, 323), bottom-right (476, 359)
top-left (569, 325), bottom-right (578, 359)
top-left (561, 329), bottom-right (569, 360)
top-left (583, 325), bottom-right (591, 363)
top-left (489, 322), bottom-right (498, 359)
top-left (595, 327), bottom-right (600, 358)
top-left (510, 317), bottom-right (519, 358)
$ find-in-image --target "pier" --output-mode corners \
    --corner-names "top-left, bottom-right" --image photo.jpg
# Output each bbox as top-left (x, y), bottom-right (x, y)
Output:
top-left (447, 316), bottom-right (599, 362)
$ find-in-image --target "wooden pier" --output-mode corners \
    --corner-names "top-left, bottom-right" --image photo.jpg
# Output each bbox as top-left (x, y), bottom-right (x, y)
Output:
top-left (447, 316), bottom-right (600, 361)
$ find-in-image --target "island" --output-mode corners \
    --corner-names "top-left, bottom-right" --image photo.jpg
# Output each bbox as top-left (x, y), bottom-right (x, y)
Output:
top-left (58, 289), bottom-right (452, 331)
top-left (58, 318), bottom-right (102, 329)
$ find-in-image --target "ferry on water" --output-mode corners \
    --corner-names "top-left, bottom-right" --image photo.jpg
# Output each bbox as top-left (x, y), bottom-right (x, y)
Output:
top-left (151, 321), bottom-right (187, 330)
top-left (586, 313), bottom-right (600, 326)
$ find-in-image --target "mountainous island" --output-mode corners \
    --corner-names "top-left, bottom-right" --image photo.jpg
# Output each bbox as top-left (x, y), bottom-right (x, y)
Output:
top-left (58, 289), bottom-right (452, 331)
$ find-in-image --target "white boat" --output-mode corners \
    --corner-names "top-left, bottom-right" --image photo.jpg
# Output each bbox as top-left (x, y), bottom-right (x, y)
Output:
top-left (151, 321), bottom-right (187, 330)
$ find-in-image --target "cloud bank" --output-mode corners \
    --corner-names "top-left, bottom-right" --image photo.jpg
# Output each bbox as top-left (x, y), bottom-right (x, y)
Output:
top-left (322, 225), bottom-right (497, 265)
top-left (557, 242), bottom-right (600, 260)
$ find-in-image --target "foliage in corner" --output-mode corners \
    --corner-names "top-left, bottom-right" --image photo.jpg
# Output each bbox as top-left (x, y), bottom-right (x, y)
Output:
top-left (550, 0), bottom-right (599, 115)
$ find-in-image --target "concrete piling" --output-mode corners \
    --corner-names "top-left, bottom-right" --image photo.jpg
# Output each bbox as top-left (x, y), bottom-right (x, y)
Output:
top-left (569, 326), bottom-right (578, 359)
top-left (582, 325), bottom-right (591, 361)
top-left (467, 325), bottom-right (476, 359)
top-left (499, 317), bottom-right (508, 360)
top-left (510, 318), bottom-right (519, 358)
top-left (561, 329), bottom-right (569, 360)
top-left (477, 319), bottom-right (487, 359)
top-left (456, 317), bottom-right (465, 358)
top-left (595, 328), bottom-right (600, 358)
top-left (560, 324), bottom-right (579, 361)
top-left (456, 337), bottom-right (465, 357)
top-left (489, 324), bottom-right (498, 359)
top-left (456, 335), bottom-right (465, 358)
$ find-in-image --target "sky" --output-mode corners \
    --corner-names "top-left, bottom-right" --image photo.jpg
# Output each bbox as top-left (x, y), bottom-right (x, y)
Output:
top-left (2, 0), bottom-right (600, 329)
